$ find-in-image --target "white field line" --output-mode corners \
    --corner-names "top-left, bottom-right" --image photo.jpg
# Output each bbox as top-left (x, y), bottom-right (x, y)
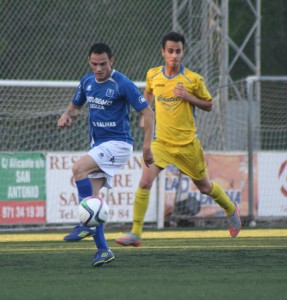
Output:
top-left (1, 229), bottom-right (287, 242)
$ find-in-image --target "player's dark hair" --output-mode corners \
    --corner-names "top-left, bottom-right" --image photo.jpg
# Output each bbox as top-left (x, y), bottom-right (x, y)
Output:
top-left (161, 32), bottom-right (185, 49)
top-left (89, 43), bottom-right (113, 59)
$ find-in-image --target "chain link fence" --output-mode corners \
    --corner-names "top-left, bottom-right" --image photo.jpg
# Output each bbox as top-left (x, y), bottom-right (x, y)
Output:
top-left (1, 0), bottom-right (224, 151)
top-left (1, 0), bottom-right (221, 86)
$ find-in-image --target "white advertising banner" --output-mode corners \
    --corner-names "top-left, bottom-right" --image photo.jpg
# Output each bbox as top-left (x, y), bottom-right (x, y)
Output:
top-left (258, 152), bottom-right (287, 216)
top-left (46, 152), bottom-right (157, 224)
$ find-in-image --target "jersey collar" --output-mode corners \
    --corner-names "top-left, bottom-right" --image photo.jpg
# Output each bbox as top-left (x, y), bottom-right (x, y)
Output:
top-left (94, 69), bottom-right (116, 84)
top-left (162, 65), bottom-right (184, 79)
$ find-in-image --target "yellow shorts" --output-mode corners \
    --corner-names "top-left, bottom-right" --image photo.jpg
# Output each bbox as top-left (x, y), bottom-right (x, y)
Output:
top-left (151, 139), bottom-right (207, 181)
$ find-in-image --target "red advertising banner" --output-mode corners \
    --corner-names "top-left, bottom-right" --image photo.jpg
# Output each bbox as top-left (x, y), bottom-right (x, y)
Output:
top-left (0, 200), bottom-right (45, 224)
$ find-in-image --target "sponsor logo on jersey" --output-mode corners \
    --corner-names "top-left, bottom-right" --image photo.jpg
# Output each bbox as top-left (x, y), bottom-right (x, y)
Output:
top-left (92, 121), bottom-right (116, 127)
top-left (157, 95), bottom-right (181, 111)
top-left (87, 97), bottom-right (113, 109)
top-left (157, 95), bottom-right (180, 102)
top-left (155, 84), bottom-right (165, 87)
top-left (86, 85), bottom-right (92, 91)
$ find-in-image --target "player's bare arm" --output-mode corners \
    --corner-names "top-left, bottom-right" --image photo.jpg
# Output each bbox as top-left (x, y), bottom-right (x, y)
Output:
top-left (143, 90), bottom-right (154, 106)
top-left (57, 103), bottom-right (81, 127)
top-left (173, 85), bottom-right (212, 112)
top-left (140, 105), bottom-right (155, 167)
top-left (140, 90), bottom-right (154, 128)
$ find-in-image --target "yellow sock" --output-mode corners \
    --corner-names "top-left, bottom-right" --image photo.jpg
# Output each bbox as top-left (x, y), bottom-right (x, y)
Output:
top-left (209, 182), bottom-right (235, 216)
top-left (131, 187), bottom-right (150, 238)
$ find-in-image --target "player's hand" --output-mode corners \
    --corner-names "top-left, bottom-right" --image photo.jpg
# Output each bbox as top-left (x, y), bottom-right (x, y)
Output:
top-left (143, 148), bottom-right (154, 167)
top-left (57, 115), bottom-right (73, 127)
top-left (173, 86), bottom-right (188, 100)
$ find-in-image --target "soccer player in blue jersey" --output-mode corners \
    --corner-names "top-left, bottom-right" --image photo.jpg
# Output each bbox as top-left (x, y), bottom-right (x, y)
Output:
top-left (57, 43), bottom-right (154, 267)
top-left (115, 32), bottom-right (241, 247)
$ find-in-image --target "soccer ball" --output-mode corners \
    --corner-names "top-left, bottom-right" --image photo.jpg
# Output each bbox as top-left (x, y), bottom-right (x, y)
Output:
top-left (78, 196), bottom-right (109, 227)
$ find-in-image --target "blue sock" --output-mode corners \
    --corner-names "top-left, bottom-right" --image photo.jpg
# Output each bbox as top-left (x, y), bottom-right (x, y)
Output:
top-left (75, 178), bottom-right (108, 250)
top-left (75, 178), bottom-right (92, 227)
top-left (75, 178), bottom-right (92, 203)
top-left (93, 224), bottom-right (108, 250)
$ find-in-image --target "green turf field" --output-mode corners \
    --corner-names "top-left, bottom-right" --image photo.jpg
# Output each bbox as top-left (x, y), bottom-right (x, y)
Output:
top-left (0, 229), bottom-right (287, 300)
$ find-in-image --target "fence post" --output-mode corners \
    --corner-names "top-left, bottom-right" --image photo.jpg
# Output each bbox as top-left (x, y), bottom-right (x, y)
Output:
top-left (247, 76), bottom-right (256, 222)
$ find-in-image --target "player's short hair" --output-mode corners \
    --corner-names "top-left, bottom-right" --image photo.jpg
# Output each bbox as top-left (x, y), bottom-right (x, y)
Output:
top-left (89, 43), bottom-right (113, 59)
top-left (161, 32), bottom-right (185, 49)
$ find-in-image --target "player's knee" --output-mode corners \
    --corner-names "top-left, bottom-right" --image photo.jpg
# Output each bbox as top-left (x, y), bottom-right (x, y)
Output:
top-left (197, 184), bottom-right (212, 195)
top-left (139, 178), bottom-right (154, 190)
top-left (193, 178), bottom-right (213, 195)
top-left (72, 162), bottom-right (84, 180)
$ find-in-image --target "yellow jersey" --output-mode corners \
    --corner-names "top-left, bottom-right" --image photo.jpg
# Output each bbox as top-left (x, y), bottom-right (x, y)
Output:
top-left (146, 65), bottom-right (212, 146)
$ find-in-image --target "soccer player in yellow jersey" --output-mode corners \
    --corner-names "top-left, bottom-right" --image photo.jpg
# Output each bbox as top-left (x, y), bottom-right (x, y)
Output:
top-left (116, 32), bottom-right (241, 247)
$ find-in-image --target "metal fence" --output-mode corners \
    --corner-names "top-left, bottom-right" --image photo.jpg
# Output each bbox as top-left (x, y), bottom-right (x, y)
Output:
top-left (1, 0), bottom-right (221, 88)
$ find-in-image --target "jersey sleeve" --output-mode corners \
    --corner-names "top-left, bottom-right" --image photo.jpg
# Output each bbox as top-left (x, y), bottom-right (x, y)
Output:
top-left (194, 76), bottom-right (212, 101)
top-left (121, 79), bottom-right (148, 112)
top-left (71, 78), bottom-right (87, 107)
top-left (145, 69), bottom-right (153, 94)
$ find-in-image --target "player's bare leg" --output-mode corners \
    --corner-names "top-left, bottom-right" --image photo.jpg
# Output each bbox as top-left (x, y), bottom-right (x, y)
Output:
top-left (115, 164), bottom-right (162, 246)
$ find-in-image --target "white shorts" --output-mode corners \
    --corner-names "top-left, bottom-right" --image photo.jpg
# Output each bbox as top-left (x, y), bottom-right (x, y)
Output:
top-left (88, 141), bottom-right (133, 189)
